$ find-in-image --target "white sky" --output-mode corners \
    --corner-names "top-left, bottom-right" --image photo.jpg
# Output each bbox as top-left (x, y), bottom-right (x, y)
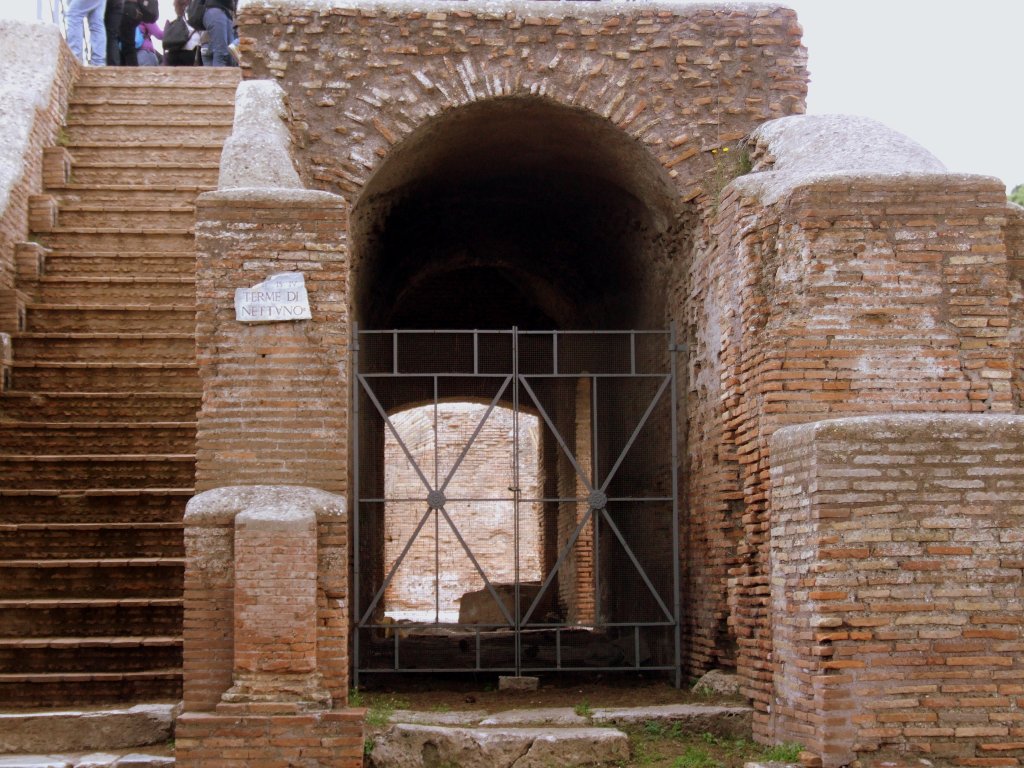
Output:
top-left (0, 0), bottom-right (1020, 191)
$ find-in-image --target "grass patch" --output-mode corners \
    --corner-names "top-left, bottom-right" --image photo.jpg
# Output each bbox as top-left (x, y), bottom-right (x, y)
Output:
top-left (626, 726), bottom-right (763, 768)
top-left (672, 746), bottom-right (719, 768)
top-left (364, 694), bottom-right (410, 728)
top-left (574, 700), bottom-right (594, 718)
top-left (761, 742), bottom-right (803, 763)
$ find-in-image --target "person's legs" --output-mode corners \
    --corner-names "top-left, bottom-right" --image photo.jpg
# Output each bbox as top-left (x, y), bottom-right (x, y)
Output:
top-left (85, 0), bottom-right (106, 66)
top-left (104, 0), bottom-right (123, 65)
top-left (66, 0), bottom-right (106, 63)
top-left (203, 6), bottom-right (232, 67)
top-left (118, 2), bottom-right (139, 66)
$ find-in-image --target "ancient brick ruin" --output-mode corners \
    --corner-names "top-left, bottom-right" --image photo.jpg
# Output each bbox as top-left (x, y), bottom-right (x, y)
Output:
top-left (0, 2), bottom-right (1022, 767)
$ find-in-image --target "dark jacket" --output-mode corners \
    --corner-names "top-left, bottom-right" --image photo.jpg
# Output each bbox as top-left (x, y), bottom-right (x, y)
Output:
top-left (206, 0), bottom-right (235, 17)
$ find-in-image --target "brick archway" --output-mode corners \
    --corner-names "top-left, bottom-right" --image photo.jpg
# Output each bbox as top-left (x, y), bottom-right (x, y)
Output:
top-left (233, 0), bottom-right (807, 689)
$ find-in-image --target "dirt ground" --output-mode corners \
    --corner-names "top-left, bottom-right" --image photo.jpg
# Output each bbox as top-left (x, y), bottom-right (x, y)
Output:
top-left (353, 671), bottom-right (724, 712)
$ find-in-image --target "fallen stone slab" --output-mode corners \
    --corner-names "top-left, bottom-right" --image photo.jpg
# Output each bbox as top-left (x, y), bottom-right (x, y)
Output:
top-left (0, 706), bottom-right (174, 755)
top-left (478, 707), bottom-right (585, 727)
top-left (368, 723), bottom-right (628, 768)
top-left (390, 710), bottom-right (488, 726)
top-left (111, 754), bottom-right (174, 767)
top-left (591, 703), bottom-right (752, 738)
top-left (0, 758), bottom-right (72, 768)
top-left (72, 755), bottom-right (121, 768)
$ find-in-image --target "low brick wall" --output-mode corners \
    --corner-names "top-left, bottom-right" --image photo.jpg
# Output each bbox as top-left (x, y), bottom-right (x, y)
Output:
top-left (176, 709), bottom-right (365, 768)
top-left (770, 415), bottom-right (1024, 767)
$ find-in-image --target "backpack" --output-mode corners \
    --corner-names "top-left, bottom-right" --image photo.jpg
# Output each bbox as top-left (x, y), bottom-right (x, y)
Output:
top-left (185, 0), bottom-right (207, 30)
top-left (136, 0), bottom-right (159, 24)
top-left (163, 16), bottom-right (190, 50)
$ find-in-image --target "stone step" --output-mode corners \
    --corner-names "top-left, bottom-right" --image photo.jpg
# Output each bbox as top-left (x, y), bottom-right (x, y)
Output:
top-left (12, 334), bottom-right (194, 363)
top-left (39, 252), bottom-right (197, 278)
top-left (68, 91), bottom-right (235, 110)
top-left (48, 184), bottom-right (210, 201)
top-left (0, 392), bottom-right (199, 422)
top-left (63, 162), bottom-right (218, 187)
top-left (0, 669), bottom-right (181, 709)
top-left (74, 66), bottom-right (241, 87)
top-left (64, 119), bottom-right (232, 145)
top-left (0, 751), bottom-right (174, 767)
top-left (35, 278), bottom-right (195, 305)
top-left (0, 637), bottom-right (181, 675)
top-left (0, 703), bottom-right (175, 754)
top-left (0, 423), bottom-right (195, 455)
top-left (0, 558), bottom-right (183, 599)
top-left (25, 305), bottom-right (194, 333)
top-left (0, 489), bottom-right (190, 525)
top-left (36, 228), bottom-right (194, 253)
top-left (67, 102), bottom-right (233, 124)
top-left (369, 724), bottom-right (629, 768)
top-left (67, 146), bottom-right (221, 169)
top-left (0, 523), bottom-right (183, 560)
top-left (0, 598), bottom-right (182, 639)
top-left (0, 455), bottom-right (194, 489)
top-left (10, 362), bottom-right (199, 392)
top-left (55, 205), bottom-right (194, 231)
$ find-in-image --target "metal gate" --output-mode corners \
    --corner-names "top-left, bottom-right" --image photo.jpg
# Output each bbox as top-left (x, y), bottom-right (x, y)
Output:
top-left (352, 328), bottom-right (680, 685)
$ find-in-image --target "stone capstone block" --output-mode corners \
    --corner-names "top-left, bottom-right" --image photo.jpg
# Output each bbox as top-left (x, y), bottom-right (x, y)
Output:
top-left (367, 724), bottom-right (629, 768)
top-left (496, 675), bottom-right (539, 693)
top-left (0, 705), bottom-right (174, 755)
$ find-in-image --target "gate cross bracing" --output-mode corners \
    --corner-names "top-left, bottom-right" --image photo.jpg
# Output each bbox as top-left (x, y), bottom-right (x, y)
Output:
top-left (352, 328), bottom-right (681, 686)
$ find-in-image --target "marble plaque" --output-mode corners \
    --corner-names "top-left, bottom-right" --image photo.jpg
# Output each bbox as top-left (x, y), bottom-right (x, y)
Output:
top-left (235, 272), bottom-right (312, 323)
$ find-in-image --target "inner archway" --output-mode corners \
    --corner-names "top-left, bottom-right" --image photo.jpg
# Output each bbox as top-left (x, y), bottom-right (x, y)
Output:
top-left (350, 96), bottom-right (685, 682)
top-left (351, 95), bottom-right (680, 332)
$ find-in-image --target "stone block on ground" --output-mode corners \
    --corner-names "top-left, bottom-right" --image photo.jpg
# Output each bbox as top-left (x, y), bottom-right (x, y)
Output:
top-left (497, 676), bottom-right (538, 693)
top-left (479, 708), bottom-right (584, 727)
top-left (692, 669), bottom-right (741, 697)
top-left (368, 724), bottom-right (628, 768)
top-left (0, 706), bottom-right (174, 755)
top-left (591, 703), bottom-right (752, 738)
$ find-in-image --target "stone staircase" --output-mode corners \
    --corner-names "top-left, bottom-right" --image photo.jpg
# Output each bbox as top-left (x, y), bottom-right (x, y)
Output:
top-left (0, 67), bottom-right (240, 708)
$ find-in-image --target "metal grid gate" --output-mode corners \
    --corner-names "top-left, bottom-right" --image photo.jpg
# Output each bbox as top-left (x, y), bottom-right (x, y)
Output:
top-left (352, 328), bottom-right (680, 685)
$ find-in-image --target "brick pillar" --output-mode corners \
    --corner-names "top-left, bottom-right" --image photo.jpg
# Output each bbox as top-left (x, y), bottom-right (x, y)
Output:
top-left (220, 505), bottom-right (329, 710)
top-left (769, 415), bottom-right (1024, 768)
top-left (177, 486), bottom-right (363, 768)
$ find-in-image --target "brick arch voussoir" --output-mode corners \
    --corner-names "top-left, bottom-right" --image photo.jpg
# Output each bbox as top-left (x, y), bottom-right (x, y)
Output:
top-left (345, 50), bottom-right (690, 202)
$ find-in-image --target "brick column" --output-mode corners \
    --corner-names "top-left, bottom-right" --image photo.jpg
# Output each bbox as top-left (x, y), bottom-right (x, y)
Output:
top-left (193, 188), bottom-right (349, 494)
top-left (221, 505), bottom-right (329, 710)
top-left (178, 486), bottom-right (363, 768)
top-left (769, 415), bottom-right (1024, 768)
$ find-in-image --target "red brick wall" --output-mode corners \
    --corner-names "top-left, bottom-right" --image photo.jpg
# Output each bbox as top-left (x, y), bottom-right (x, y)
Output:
top-left (687, 175), bottom-right (1019, 730)
top-left (194, 190), bottom-right (349, 493)
top-left (382, 403), bottom-right (543, 619)
top-left (1006, 204), bottom-right (1023, 410)
top-left (770, 415), bottom-right (1024, 767)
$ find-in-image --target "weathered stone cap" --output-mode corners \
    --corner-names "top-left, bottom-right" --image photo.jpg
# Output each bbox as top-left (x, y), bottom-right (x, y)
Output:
top-left (239, 0), bottom-right (788, 20)
top-left (0, 20), bottom-right (64, 216)
top-left (185, 485), bottom-right (347, 526)
top-left (219, 79), bottom-right (303, 191)
top-left (737, 113), bottom-right (983, 204)
top-left (771, 413), bottom-right (1024, 454)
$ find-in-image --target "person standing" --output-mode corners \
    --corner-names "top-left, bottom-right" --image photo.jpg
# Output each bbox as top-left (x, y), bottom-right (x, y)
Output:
top-left (66, 0), bottom-right (107, 65)
top-left (117, 1), bottom-right (141, 65)
top-left (203, 0), bottom-right (235, 67)
top-left (103, 0), bottom-right (123, 65)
